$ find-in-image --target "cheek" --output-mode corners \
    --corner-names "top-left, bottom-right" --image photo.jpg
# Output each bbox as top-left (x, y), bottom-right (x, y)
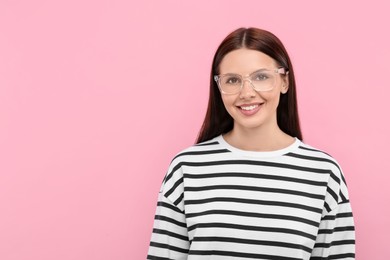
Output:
top-left (220, 96), bottom-right (239, 117)
top-left (221, 95), bottom-right (237, 108)
top-left (260, 91), bottom-right (281, 105)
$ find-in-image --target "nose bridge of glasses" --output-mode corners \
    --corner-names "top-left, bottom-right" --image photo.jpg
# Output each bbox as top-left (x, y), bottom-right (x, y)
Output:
top-left (242, 77), bottom-right (256, 90)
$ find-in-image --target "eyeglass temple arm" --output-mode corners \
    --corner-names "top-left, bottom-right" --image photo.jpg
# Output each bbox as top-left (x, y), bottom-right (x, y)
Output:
top-left (277, 67), bottom-right (289, 75)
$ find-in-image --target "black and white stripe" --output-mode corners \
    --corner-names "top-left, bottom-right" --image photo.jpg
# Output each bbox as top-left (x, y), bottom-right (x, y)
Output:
top-left (148, 136), bottom-right (355, 259)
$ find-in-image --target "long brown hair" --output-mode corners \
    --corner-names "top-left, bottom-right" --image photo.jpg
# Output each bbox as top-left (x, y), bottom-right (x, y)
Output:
top-left (196, 27), bottom-right (302, 143)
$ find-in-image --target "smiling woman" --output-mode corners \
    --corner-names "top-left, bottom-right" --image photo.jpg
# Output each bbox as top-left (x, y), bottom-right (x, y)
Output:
top-left (147, 28), bottom-right (355, 260)
top-left (216, 49), bottom-right (291, 151)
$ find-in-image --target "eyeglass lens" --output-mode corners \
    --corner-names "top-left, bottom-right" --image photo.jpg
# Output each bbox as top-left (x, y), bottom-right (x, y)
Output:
top-left (219, 70), bottom-right (276, 94)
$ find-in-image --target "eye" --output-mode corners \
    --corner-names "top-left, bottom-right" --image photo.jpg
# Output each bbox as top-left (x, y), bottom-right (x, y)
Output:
top-left (224, 76), bottom-right (241, 85)
top-left (252, 73), bottom-right (269, 81)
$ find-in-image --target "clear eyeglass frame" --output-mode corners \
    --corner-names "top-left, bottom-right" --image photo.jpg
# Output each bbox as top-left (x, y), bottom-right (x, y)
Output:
top-left (214, 67), bottom-right (289, 95)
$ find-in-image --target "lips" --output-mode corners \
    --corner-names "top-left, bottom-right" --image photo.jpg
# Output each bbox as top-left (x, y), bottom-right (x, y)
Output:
top-left (240, 104), bottom-right (259, 111)
top-left (237, 103), bottom-right (263, 116)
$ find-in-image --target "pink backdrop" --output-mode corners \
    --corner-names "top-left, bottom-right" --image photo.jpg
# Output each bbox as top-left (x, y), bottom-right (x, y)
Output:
top-left (1, 1), bottom-right (389, 259)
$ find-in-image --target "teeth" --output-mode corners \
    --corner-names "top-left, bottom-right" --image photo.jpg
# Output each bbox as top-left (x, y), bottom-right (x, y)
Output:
top-left (241, 105), bottom-right (258, 111)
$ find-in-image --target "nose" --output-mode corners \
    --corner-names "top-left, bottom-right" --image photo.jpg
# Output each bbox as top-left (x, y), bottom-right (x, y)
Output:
top-left (239, 79), bottom-right (256, 99)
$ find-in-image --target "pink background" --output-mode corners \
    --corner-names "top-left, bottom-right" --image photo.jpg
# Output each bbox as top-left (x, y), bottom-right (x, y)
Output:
top-left (1, 1), bottom-right (389, 259)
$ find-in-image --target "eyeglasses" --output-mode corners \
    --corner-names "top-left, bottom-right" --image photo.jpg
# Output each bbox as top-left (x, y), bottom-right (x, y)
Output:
top-left (214, 68), bottom-right (288, 95)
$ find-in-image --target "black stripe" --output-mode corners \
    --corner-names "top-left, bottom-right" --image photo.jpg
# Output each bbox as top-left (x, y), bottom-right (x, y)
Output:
top-left (189, 249), bottom-right (303, 260)
top-left (328, 253), bottom-right (355, 259)
top-left (322, 214), bottom-right (335, 221)
top-left (317, 228), bottom-right (333, 235)
top-left (310, 253), bottom-right (356, 260)
top-left (340, 173), bottom-right (348, 187)
top-left (165, 159), bottom-right (332, 183)
top-left (184, 196), bottom-right (322, 214)
top-left (184, 184), bottom-right (325, 200)
top-left (165, 177), bottom-right (183, 197)
top-left (187, 222), bottom-right (316, 240)
top-left (173, 193), bottom-right (184, 206)
top-left (166, 152), bottom-right (233, 184)
top-left (335, 225), bottom-right (355, 232)
top-left (324, 202), bottom-right (332, 213)
top-left (286, 152), bottom-right (340, 171)
top-left (333, 239), bottom-right (355, 245)
top-left (314, 239), bottom-right (355, 249)
top-left (298, 145), bottom-right (332, 157)
top-left (339, 200), bottom-right (350, 205)
top-left (340, 191), bottom-right (347, 202)
top-left (172, 149), bottom-right (230, 161)
top-left (192, 236), bottom-right (312, 253)
top-left (149, 241), bottom-right (189, 254)
top-left (330, 172), bottom-right (341, 185)
top-left (182, 160), bottom-right (332, 173)
top-left (337, 212), bottom-right (353, 218)
top-left (157, 201), bottom-right (183, 214)
top-left (155, 215), bottom-right (187, 228)
top-left (186, 209), bottom-right (319, 227)
top-left (184, 172), bottom-right (328, 187)
top-left (152, 228), bottom-right (189, 241)
top-left (327, 186), bottom-right (339, 203)
top-left (164, 163), bottom-right (182, 184)
top-left (196, 141), bottom-right (219, 146)
top-left (319, 226), bottom-right (357, 234)
top-left (146, 254), bottom-right (172, 260)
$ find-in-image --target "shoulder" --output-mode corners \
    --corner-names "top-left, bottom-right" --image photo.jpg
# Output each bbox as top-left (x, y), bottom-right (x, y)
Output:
top-left (288, 140), bottom-right (343, 174)
top-left (292, 141), bottom-right (350, 211)
top-left (159, 136), bottom-right (228, 209)
top-left (161, 135), bottom-right (228, 188)
top-left (169, 135), bottom-right (230, 165)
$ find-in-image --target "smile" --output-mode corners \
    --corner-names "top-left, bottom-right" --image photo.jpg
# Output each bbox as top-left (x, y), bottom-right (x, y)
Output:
top-left (240, 105), bottom-right (259, 111)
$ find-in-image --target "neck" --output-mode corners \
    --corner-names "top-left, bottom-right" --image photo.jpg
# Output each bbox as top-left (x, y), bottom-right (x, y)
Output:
top-left (223, 124), bottom-right (294, 152)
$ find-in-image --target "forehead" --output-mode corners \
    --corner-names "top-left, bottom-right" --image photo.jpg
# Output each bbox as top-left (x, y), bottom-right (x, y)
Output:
top-left (219, 49), bottom-right (277, 75)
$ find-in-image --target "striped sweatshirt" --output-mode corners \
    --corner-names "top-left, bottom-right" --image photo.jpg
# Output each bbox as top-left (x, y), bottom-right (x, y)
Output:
top-left (147, 135), bottom-right (355, 259)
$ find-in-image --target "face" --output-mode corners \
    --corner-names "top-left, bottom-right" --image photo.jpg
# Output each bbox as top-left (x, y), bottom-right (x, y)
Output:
top-left (218, 48), bottom-right (289, 132)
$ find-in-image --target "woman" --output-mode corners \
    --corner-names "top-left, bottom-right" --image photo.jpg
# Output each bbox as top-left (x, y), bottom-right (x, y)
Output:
top-left (147, 28), bottom-right (355, 259)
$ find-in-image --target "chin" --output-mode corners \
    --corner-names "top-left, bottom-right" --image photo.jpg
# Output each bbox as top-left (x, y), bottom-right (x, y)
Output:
top-left (232, 114), bottom-right (275, 131)
top-left (234, 120), bottom-right (267, 131)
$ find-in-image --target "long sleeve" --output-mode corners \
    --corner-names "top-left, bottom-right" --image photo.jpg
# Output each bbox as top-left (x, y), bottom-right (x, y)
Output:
top-left (147, 191), bottom-right (190, 260)
top-left (310, 199), bottom-right (355, 259)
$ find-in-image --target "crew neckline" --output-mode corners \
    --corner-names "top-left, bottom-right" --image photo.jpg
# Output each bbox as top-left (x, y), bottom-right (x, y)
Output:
top-left (215, 134), bottom-right (301, 158)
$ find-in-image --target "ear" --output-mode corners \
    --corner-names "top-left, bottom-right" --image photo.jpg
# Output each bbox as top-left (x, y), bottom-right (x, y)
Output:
top-left (280, 74), bottom-right (289, 94)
